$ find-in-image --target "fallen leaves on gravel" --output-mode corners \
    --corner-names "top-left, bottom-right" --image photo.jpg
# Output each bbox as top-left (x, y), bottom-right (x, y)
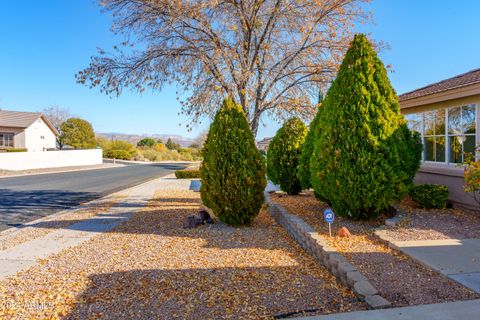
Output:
top-left (270, 191), bottom-right (479, 307)
top-left (0, 190), bottom-right (365, 319)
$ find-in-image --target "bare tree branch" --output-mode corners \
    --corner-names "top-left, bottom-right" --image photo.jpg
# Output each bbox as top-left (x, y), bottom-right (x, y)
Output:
top-left (77, 0), bottom-right (370, 136)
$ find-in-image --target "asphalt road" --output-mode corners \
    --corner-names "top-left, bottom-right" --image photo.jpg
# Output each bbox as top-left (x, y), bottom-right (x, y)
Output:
top-left (0, 162), bottom-right (188, 231)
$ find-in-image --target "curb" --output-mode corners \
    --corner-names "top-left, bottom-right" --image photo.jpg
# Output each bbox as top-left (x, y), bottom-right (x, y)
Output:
top-left (265, 192), bottom-right (391, 310)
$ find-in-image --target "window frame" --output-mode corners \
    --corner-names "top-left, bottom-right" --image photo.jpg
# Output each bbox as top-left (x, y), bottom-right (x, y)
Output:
top-left (0, 132), bottom-right (14, 148)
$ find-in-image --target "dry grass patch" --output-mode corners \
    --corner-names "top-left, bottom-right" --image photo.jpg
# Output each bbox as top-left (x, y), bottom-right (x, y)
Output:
top-left (0, 190), bottom-right (365, 319)
top-left (269, 191), bottom-right (479, 307)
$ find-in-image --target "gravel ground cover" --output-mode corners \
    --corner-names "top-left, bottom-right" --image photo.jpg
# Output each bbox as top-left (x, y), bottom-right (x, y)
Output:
top-left (384, 197), bottom-right (480, 241)
top-left (0, 189), bottom-right (365, 319)
top-left (269, 191), bottom-right (479, 307)
top-left (0, 197), bottom-right (121, 251)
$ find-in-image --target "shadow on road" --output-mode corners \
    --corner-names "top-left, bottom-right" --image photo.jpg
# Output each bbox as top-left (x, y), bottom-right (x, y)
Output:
top-left (0, 189), bottom-right (99, 229)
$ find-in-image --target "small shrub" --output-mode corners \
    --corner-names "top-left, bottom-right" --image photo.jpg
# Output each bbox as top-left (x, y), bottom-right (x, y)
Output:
top-left (267, 117), bottom-right (307, 195)
top-left (141, 149), bottom-right (158, 161)
top-left (175, 169), bottom-right (200, 179)
top-left (6, 148), bottom-right (28, 152)
top-left (137, 138), bottom-right (156, 147)
top-left (104, 149), bottom-right (132, 160)
top-left (133, 153), bottom-right (146, 161)
top-left (464, 157), bottom-right (480, 206)
top-left (109, 140), bottom-right (137, 157)
top-left (153, 143), bottom-right (168, 152)
top-left (410, 184), bottom-right (449, 209)
top-left (200, 98), bottom-right (266, 226)
top-left (100, 140), bottom-right (137, 160)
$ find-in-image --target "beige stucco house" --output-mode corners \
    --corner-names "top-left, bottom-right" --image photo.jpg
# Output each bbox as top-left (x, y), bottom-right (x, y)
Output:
top-left (257, 137), bottom-right (273, 152)
top-left (0, 110), bottom-right (58, 152)
top-left (399, 68), bottom-right (480, 209)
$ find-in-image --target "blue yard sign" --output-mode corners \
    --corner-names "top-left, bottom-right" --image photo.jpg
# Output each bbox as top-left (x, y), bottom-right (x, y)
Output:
top-left (324, 208), bottom-right (335, 237)
top-left (324, 208), bottom-right (334, 223)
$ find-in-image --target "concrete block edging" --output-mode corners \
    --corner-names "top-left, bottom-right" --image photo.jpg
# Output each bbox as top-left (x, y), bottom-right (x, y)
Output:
top-left (264, 192), bottom-right (391, 310)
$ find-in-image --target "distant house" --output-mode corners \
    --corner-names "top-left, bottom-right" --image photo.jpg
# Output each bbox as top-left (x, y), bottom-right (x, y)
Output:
top-left (0, 110), bottom-right (58, 152)
top-left (399, 68), bottom-right (480, 208)
top-left (257, 137), bottom-right (273, 152)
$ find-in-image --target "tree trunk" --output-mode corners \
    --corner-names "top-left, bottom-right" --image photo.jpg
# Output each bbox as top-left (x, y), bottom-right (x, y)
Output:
top-left (250, 111), bottom-right (261, 138)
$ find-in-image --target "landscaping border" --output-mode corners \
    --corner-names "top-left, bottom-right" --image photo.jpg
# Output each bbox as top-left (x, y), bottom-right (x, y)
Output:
top-left (265, 192), bottom-right (391, 309)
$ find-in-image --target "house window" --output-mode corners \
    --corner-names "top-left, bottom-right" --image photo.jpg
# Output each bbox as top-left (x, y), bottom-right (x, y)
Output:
top-left (0, 133), bottom-right (14, 147)
top-left (423, 110), bottom-right (446, 162)
top-left (405, 104), bottom-right (477, 164)
top-left (405, 113), bottom-right (422, 134)
top-left (448, 105), bottom-right (476, 163)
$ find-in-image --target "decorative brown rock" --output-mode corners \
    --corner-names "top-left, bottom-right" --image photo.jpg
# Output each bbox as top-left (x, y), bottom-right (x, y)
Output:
top-left (183, 215), bottom-right (203, 229)
top-left (198, 210), bottom-right (214, 224)
top-left (183, 210), bottom-right (215, 228)
top-left (338, 226), bottom-right (351, 237)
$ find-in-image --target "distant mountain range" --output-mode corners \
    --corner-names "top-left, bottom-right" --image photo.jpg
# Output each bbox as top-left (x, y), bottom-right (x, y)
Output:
top-left (96, 132), bottom-right (195, 147)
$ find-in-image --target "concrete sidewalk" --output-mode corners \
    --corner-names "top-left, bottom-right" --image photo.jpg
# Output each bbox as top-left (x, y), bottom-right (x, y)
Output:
top-left (376, 230), bottom-right (480, 293)
top-left (297, 299), bottom-right (480, 320)
top-left (0, 174), bottom-right (199, 280)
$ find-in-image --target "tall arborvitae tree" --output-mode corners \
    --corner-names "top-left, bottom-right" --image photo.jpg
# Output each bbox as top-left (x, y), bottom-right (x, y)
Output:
top-left (200, 98), bottom-right (266, 226)
top-left (297, 107), bottom-right (321, 190)
top-left (267, 117), bottom-right (307, 195)
top-left (310, 34), bottom-right (421, 220)
top-left (298, 87), bottom-right (325, 190)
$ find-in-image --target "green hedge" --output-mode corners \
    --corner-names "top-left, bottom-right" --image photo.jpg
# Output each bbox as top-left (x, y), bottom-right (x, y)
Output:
top-left (6, 148), bottom-right (28, 152)
top-left (104, 149), bottom-right (132, 160)
top-left (410, 184), bottom-right (449, 209)
top-left (175, 169), bottom-right (200, 179)
top-left (200, 98), bottom-right (266, 226)
top-left (267, 117), bottom-right (307, 195)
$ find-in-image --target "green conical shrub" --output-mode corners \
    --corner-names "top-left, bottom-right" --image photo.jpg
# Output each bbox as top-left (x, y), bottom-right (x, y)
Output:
top-left (200, 98), bottom-right (266, 226)
top-left (267, 117), bottom-right (307, 195)
top-left (310, 34), bottom-right (421, 220)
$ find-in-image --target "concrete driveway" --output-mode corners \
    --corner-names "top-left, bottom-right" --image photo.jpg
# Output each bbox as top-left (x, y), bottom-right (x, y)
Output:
top-left (0, 162), bottom-right (188, 231)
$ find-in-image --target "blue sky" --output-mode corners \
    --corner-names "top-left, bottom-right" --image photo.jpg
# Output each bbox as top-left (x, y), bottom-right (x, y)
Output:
top-left (0, 1), bottom-right (479, 139)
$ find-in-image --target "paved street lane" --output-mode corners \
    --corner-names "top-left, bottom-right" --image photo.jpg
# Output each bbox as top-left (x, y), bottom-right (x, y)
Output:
top-left (0, 162), bottom-right (188, 231)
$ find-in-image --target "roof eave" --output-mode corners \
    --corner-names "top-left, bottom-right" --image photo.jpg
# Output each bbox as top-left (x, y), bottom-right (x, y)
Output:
top-left (399, 82), bottom-right (480, 109)
top-left (39, 115), bottom-right (60, 136)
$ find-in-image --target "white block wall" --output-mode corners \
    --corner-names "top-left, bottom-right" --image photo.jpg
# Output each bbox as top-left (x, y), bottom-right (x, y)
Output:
top-left (0, 149), bottom-right (102, 171)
